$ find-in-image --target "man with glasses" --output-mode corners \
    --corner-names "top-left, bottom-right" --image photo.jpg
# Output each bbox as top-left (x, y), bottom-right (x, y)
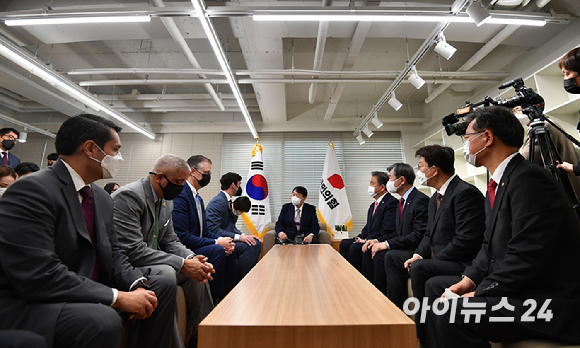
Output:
top-left (383, 144), bottom-right (485, 348)
top-left (173, 155), bottom-right (237, 303)
top-left (0, 128), bottom-right (20, 169)
top-left (112, 154), bottom-right (215, 347)
top-left (206, 172), bottom-right (262, 281)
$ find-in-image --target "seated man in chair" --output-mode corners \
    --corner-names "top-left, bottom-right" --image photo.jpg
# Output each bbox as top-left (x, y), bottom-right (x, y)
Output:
top-left (275, 186), bottom-right (319, 244)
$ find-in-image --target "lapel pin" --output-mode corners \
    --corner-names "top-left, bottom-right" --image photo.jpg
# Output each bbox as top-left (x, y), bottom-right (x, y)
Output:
top-left (163, 203), bottom-right (166, 206)
top-left (501, 182), bottom-right (505, 187)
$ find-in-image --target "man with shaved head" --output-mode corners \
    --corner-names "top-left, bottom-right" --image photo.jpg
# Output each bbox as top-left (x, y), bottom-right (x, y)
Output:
top-left (112, 154), bottom-right (215, 347)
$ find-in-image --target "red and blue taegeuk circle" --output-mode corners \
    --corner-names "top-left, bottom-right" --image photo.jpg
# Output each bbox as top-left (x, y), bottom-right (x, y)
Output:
top-left (246, 174), bottom-right (269, 201)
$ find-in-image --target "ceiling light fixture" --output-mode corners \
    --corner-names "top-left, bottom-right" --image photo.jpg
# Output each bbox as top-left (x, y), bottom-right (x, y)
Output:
top-left (5, 15), bottom-right (151, 26)
top-left (362, 123), bottom-right (374, 138)
top-left (466, 0), bottom-right (491, 26)
top-left (191, 0), bottom-right (258, 139)
top-left (434, 33), bottom-right (457, 60)
top-left (408, 66), bottom-right (425, 89)
top-left (0, 37), bottom-right (156, 139)
top-left (388, 93), bottom-right (403, 111)
top-left (356, 133), bottom-right (366, 145)
top-left (371, 114), bottom-right (383, 129)
top-left (252, 12), bottom-right (546, 26)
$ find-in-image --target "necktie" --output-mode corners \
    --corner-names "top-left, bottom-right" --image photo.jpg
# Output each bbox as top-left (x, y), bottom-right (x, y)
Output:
top-left (372, 201), bottom-right (378, 216)
top-left (195, 193), bottom-right (204, 237)
top-left (295, 208), bottom-right (301, 232)
top-left (436, 193), bottom-right (443, 212)
top-left (1, 152), bottom-right (7, 165)
top-left (153, 200), bottom-right (161, 250)
top-left (488, 179), bottom-right (498, 209)
top-left (79, 186), bottom-right (99, 281)
top-left (399, 198), bottom-right (405, 219)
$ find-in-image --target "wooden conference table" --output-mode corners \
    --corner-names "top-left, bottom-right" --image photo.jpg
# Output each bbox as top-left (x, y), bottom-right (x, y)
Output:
top-left (198, 244), bottom-right (416, 348)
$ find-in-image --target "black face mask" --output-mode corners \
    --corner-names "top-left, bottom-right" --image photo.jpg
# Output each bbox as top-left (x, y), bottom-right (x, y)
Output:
top-left (197, 172), bottom-right (211, 188)
top-left (564, 77), bottom-right (580, 94)
top-left (2, 139), bottom-right (15, 151)
top-left (150, 172), bottom-right (184, 201)
top-left (234, 185), bottom-right (243, 197)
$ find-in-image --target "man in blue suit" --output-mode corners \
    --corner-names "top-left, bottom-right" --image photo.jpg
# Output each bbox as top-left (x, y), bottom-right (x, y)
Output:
top-left (0, 128), bottom-right (21, 169)
top-left (206, 173), bottom-right (262, 280)
top-left (275, 186), bottom-right (319, 244)
top-left (339, 171), bottom-right (398, 273)
top-left (173, 155), bottom-right (237, 302)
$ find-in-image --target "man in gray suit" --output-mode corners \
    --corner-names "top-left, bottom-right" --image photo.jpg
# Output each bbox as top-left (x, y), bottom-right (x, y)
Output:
top-left (0, 115), bottom-right (177, 348)
top-left (112, 154), bottom-right (215, 347)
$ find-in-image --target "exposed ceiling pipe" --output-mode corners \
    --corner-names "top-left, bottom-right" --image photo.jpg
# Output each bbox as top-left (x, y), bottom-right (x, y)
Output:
top-left (80, 78), bottom-right (500, 87)
top-left (0, 92), bottom-right (51, 112)
top-left (308, 0), bottom-right (332, 104)
top-left (150, 0), bottom-right (225, 111)
top-left (68, 67), bottom-right (511, 78)
top-left (96, 93), bottom-right (256, 101)
top-left (115, 107), bottom-right (261, 113)
top-left (424, 24), bottom-right (521, 104)
top-left (0, 112), bottom-right (56, 138)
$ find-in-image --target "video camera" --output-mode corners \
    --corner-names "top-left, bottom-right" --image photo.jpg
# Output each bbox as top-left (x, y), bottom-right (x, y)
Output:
top-left (442, 77), bottom-right (545, 136)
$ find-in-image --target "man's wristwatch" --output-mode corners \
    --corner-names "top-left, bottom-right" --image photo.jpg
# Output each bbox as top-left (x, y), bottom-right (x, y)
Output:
top-left (132, 278), bottom-right (150, 291)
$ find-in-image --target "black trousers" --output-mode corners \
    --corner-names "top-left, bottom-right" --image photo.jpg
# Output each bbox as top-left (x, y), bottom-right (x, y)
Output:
top-left (424, 275), bottom-right (559, 348)
top-left (339, 239), bottom-right (365, 272)
top-left (0, 331), bottom-right (47, 348)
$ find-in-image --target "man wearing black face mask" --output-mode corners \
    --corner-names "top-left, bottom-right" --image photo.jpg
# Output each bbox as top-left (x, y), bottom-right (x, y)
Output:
top-left (206, 172), bottom-right (262, 281)
top-left (173, 155), bottom-right (237, 303)
top-left (112, 154), bottom-right (215, 347)
top-left (0, 128), bottom-right (20, 169)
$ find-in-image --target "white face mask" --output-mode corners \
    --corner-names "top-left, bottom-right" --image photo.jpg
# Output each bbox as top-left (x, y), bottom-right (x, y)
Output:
top-left (0, 187), bottom-right (6, 197)
top-left (416, 166), bottom-right (434, 186)
top-left (368, 185), bottom-right (379, 198)
top-left (515, 112), bottom-right (530, 127)
top-left (463, 132), bottom-right (486, 167)
top-left (89, 144), bottom-right (124, 179)
top-left (291, 196), bottom-right (302, 206)
top-left (386, 178), bottom-right (401, 194)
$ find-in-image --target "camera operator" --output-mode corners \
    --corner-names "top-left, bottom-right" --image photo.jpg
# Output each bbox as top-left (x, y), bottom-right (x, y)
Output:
top-left (553, 47), bottom-right (580, 175)
top-left (514, 105), bottom-right (580, 198)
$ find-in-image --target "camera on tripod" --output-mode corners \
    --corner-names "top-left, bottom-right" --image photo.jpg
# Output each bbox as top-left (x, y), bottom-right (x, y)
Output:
top-left (441, 100), bottom-right (490, 136)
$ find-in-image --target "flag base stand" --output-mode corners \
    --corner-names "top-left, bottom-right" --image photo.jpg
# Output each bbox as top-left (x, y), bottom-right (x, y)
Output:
top-left (332, 231), bottom-right (349, 240)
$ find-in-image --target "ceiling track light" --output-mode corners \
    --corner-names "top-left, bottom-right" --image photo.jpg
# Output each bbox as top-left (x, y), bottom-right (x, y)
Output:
top-left (19, 128), bottom-right (27, 143)
top-left (388, 94), bottom-right (403, 111)
top-left (4, 15), bottom-right (151, 26)
top-left (0, 37), bottom-right (155, 139)
top-left (371, 114), bottom-right (383, 129)
top-left (434, 33), bottom-right (457, 60)
top-left (356, 133), bottom-right (366, 145)
top-left (362, 124), bottom-right (373, 138)
top-left (466, 0), bottom-right (491, 27)
top-left (191, 0), bottom-right (258, 139)
top-left (408, 66), bottom-right (425, 89)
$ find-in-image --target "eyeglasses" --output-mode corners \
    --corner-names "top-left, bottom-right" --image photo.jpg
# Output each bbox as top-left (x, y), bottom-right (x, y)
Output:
top-left (2, 135), bottom-right (17, 141)
top-left (194, 168), bottom-right (211, 175)
top-left (460, 131), bottom-right (485, 144)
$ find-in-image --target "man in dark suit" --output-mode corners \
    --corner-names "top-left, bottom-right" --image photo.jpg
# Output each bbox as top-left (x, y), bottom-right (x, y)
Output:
top-left (368, 163), bottom-right (429, 294)
top-left (425, 106), bottom-right (580, 347)
top-left (206, 172), bottom-right (262, 280)
top-left (0, 115), bottom-right (177, 348)
top-left (0, 127), bottom-right (20, 169)
top-left (384, 145), bottom-right (485, 345)
top-left (173, 155), bottom-right (237, 302)
top-left (339, 171), bottom-right (398, 274)
top-left (112, 154), bottom-right (215, 347)
top-left (275, 186), bottom-right (320, 244)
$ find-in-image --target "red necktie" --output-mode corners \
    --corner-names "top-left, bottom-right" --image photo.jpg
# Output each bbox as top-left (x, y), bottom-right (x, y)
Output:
top-left (399, 198), bottom-right (405, 219)
top-left (2, 152), bottom-right (7, 165)
top-left (372, 201), bottom-right (378, 216)
top-left (79, 186), bottom-right (99, 281)
top-left (488, 179), bottom-right (498, 209)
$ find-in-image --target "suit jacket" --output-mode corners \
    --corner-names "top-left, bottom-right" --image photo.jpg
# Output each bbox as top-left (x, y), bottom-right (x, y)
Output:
top-left (415, 176), bottom-right (485, 264)
top-left (464, 154), bottom-right (580, 342)
top-left (275, 202), bottom-right (320, 240)
top-left (358, 192), bottom-right (398, 241)
top-left (2, 151), bottom-right (20, 169)
top-left (112, 176), bottom-right (194, 272)
top-left (206, 191), bottom-right (241, 239)
top-left (0, 160), bottom-right (140, 346)
top-left (386, 188), bottom-right (429, 251)
top-left (173, 182), bottom-right (222, 250)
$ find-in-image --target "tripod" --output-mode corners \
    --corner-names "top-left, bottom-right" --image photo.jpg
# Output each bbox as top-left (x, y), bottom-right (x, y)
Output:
top-left (526, 106), bottom-right (580, 219)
